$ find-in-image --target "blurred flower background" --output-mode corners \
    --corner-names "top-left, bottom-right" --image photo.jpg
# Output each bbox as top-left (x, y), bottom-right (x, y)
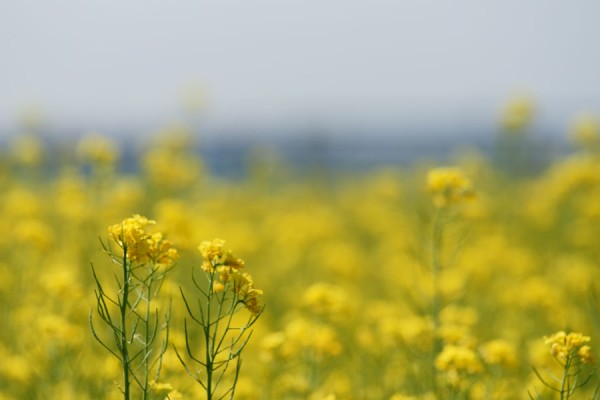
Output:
top-left (2, 1), bottom-right (600, 399)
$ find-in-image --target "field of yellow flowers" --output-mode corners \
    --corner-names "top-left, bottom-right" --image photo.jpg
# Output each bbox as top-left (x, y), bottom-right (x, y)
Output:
top-left (1, 113), bottom-right (600, 399)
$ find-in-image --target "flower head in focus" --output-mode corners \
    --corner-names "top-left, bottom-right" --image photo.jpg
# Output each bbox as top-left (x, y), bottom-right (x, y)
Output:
top-left (544, 331), bottom-right (594, 365)
top-left (198, 238), bottom-right (244, 272)
top-left (232, 272), bottom-right (264, 315)
top-left (108, 214), bottom-right (178, 266)
top-left (198, 239), bottom-right (262, 315)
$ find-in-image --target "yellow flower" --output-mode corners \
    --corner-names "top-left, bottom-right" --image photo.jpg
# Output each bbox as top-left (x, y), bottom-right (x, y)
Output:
top-left (427, 167), bottom-right (476, 207)
top-left (0, 354), bottom-right (33, 383)
top-left (108, 215), bottom-right (178, 265)
top-left (213, 282), bottom-right (225, 293)
top-left (282, 318), bottom-right (342, 360)
top-left (142, 136), bottom-right (202, 190)
top-left (261, 331), bottom-right (286, 351)
top-left (302, 282), bottom-right (351, 320)
top-left (76, 133), bottom-right (119, 165)
top-left (165, 390), bottom-right (183, 400)
top-left (260, 331), bottom-right (286, 361)
top-left (148, 233), bottom-right (179, 267)
top-left (479, 339), bottom-right (518, 368)
top-left (15, 218), bottom-right (54, 250)
top-left (232, 272), bottom-right (264, 315)
top-left (200, 239), bottom-right (245, 276)
top-left (500, 93), bottom-right (535, 132)
top-left (578, 345), bottom-right (594, 364)
top-left (544, 331), bottom-right (593, 364)
top-left (150, 380), bottom-right (174, 394)
top-left (199, 238), bottom-right (226, 262)
top-left (435, 345), bottom-right (483, 374)
top-left (150, 381), bottom-right (182, 399)
top-left (108, 214), bottom-right (155, 262)
top-left (199, 239), bottom-right (262, 314)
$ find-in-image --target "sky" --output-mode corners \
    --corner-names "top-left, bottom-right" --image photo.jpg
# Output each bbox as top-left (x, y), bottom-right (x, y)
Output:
top-left (2, 0), bottom-right (600, 137)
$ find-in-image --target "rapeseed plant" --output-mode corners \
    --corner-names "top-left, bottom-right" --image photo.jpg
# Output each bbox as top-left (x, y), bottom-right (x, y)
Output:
top-left (90, 215), bottom-right (178, 399)
top-left (496, 93), bottom-right (536, 174)
top-left (176, 239), bottom-right (264, 400)
top-left (425, 167), bottom-right (476, 396)
top-left (530, 331), bottom-right (596, 400)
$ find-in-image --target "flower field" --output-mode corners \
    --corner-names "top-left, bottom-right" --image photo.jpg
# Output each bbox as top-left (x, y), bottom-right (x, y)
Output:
top-left (1, 117), bottom-right (600, 399)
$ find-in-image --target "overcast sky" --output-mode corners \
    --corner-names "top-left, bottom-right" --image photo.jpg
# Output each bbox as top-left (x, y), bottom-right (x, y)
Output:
top-left (2, 0), bottom-right (600, 136)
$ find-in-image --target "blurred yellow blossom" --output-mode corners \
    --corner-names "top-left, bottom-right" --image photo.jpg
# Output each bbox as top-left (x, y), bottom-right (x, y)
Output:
top-left (76, 133), bottom-right (120, 165)
top-left (281, 318), bottom-right (342, 360)
top-left (427, 167), bottom-right (475, 207)
top-left (14, 218), bottom-right (54, 250)
top-left (142, 135), bottom-right (202, 189)
top-left (500, 93), bottom-right (535, 132)
top-left (260, 331), bottom-right (286, 362)
top-left (303, 282), bottom-right (351, 320)
top-left (479, 339), bottom-right (518, 368)
top-left (435, 344), bottom-right (483, 374)
top-left (11, 134), bottom-right (43, 166)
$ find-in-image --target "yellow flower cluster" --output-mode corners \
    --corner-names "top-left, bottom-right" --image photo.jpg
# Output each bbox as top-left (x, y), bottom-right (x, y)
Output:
top-left (142, 130), bottom-right (202, 190)
top-left (231, 272), bottom-right (264, 315)
top-left (108, 214), bottom-right (178, 265)
top-left (261, 317), bottom-right (342, 362)
top-left (427, 167), bottom-right (476, 207)
top-left (76, 133), bottom-right (119, 165)
top-left (302, 282), bottom-right (351, 320)
top-left (198, 239), bottom-right (263, 315)
top-left (150, 380), bottom-right (183, 400)
top-left (479, 339), bottom-right (518, 368)
top-left (544, 331), bottom-right (594, 364)
top-left (198, 238), bottom-right (245, 273)
top-left (435, 345), bottom-right (483, 374)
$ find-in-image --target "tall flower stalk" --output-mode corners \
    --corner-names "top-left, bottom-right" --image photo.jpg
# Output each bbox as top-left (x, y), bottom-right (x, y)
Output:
top-left (426, 167), bottom-right (476, 395)
top-left (176, 239), bottom-right (264, 400)
top-left (531, 331), bottom-right (595, 400)
top-left (90, 215), bottom-right (178, 399)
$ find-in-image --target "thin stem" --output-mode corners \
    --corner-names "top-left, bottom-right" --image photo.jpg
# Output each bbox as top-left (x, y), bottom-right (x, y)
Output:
top-left (560, 355), bottom-right (572, 400)
top-left (121, 246), bottom-right (131, 400)
top-left (142, 271), bottom-right (154, 400)
top-left (430, 209), bottom-right (444, 394)
top-left (205, 269), bottom-right (215, 400)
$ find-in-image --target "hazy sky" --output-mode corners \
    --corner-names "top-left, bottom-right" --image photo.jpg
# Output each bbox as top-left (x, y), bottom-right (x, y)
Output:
top-left (2, 0), bottom-right (600, 136)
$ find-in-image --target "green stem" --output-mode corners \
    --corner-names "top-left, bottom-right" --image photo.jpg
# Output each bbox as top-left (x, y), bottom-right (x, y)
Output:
top-left (559, 355), bottom-right (572, 400)
top-left (142, 272), bottom-right (154, 400)
top-left (430, 209), bottom-right (444, 394)
top-left (121, 247), bottom-right (131, 400)
top-left (205, 269), bottom-right (215, 400)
